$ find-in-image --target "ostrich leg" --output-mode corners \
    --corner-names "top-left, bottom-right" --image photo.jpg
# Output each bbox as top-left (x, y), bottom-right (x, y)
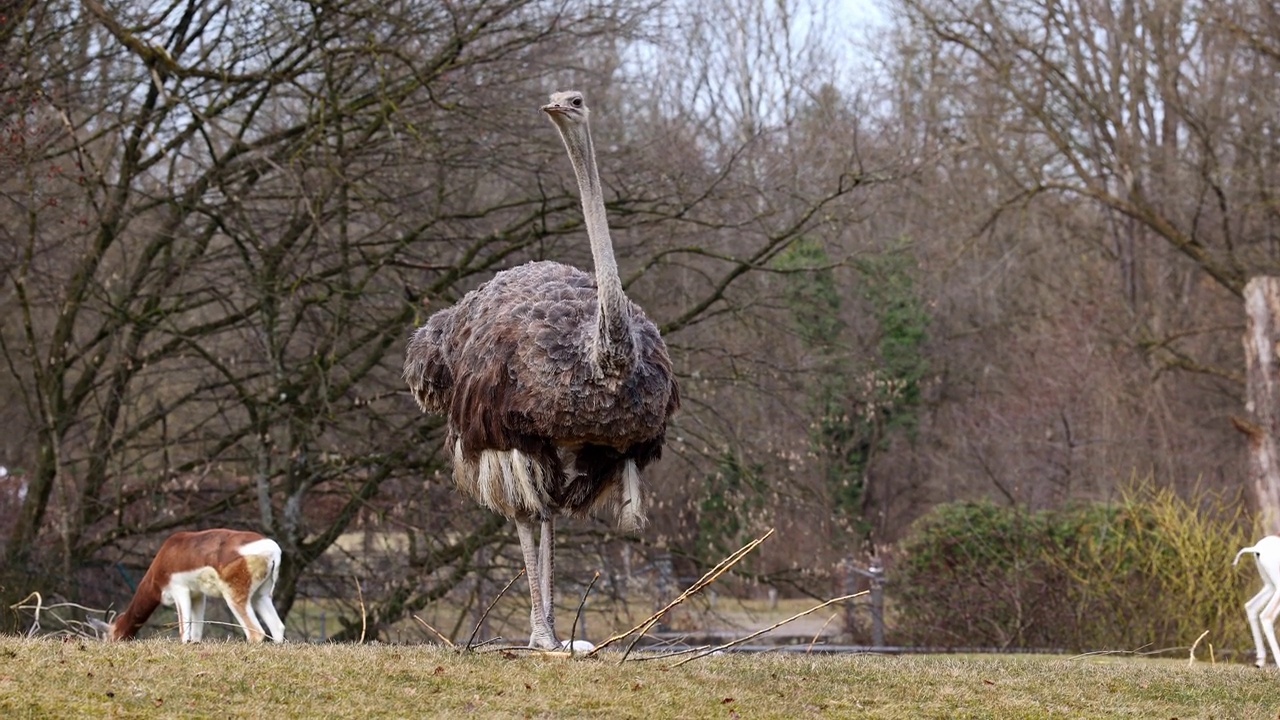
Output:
top-left (539, 518), bottom-right (557, 643)
top-left (516, 519), bottom-right (559, 649)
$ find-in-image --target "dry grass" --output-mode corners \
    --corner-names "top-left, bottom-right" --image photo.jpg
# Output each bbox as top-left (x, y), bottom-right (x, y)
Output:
top-left (2, 636), bottom-right (1278, 719)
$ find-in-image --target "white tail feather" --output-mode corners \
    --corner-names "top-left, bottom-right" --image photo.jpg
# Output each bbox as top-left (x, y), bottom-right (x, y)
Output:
top-left (507, 449), bottom-right (545, 512)
top-left (469, 447), bottom-right (546, 516)
top-left (618, 460), bottom-right (645, 532)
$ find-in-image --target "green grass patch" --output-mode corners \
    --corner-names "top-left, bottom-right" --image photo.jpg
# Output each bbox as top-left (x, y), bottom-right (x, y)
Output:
top-left (1, 637), bottom-right (1278, 719)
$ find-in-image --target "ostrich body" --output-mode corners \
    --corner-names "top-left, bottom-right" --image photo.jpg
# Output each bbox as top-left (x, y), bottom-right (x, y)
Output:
top-left (404, 90), bottom-right (680, 650)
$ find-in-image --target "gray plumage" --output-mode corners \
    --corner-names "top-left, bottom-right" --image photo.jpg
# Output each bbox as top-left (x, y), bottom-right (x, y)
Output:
top-left (403, 90), bottom-right (679, 649)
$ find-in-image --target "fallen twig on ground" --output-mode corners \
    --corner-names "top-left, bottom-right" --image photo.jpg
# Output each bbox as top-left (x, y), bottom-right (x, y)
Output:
top-left (10, 592), bottom-right (109, 640)
top-left (412, 615), bottom-right (457, 649)
top-left (806, 611), bottom-right (841, 655)
top-left (672, 591), bottom-right (866, 666)
top-left (588, 528), bottom-right (776, 662)
top-left (466, 568), bottom-right (526, 651)
top-left (567, 571), bottom-right (600, 655)
top-left (354, 577), bottom-right (367, 643)
top-left (1189, 630), bottom-right (1210, 666)
top-left (626, 644), bottom-right (715, 661)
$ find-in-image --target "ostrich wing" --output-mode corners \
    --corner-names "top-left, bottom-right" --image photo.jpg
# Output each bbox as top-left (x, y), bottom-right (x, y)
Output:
top-left (404, 305), bottom-right (458, 415)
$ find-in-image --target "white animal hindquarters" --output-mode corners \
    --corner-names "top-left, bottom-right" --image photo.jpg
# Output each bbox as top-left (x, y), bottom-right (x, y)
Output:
top-left (1235, 535), bottom-right (1280, 668)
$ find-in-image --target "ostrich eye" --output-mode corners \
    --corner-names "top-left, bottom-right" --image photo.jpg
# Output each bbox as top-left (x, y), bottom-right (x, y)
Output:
top-left (571, 97), bottom-right (582, 107)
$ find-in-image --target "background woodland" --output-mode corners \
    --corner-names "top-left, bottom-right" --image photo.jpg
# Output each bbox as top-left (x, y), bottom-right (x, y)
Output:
top-left (1, 0), bottom-right (1278, 645)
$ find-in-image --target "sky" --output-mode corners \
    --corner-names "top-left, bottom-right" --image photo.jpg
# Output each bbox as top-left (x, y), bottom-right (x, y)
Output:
top-left (839, 0), bottom-right (887, 26)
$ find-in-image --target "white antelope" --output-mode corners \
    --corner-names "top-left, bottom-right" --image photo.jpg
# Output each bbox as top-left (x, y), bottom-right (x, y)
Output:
top-left (1234, 535), bottom-right (1280, 668)
top-left (96, 529), bottom-right (285, 643)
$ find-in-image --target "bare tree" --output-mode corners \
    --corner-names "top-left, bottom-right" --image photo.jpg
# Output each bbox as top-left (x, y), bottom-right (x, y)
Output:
top-left (0, 0), bottom-right (877, 636)
top-left (0, 0), bottom-right (665, 624)
top-left (867, 0), bottom-right (1280, 516)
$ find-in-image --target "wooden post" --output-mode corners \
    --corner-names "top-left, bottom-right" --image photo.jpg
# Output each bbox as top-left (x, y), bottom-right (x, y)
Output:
top-left (1236, 277), bottom-right (1280, 535)
top-left (653, 552), bottom-right (673, 632)
top-left (842, 558), bottom-right (858, 641)
top-left (868, 559), bottom-right (885, 648)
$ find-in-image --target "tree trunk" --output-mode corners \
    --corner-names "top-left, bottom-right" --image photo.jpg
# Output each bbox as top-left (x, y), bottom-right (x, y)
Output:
top-left (1235, 277), bottom-right (1280, 535)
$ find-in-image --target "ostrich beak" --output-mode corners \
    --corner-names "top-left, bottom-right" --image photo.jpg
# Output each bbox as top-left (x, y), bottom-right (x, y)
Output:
top-left (542, 103), bottom-right (566, 116)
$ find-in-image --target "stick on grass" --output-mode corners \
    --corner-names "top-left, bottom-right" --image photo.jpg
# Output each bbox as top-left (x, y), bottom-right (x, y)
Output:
top-left (672, 591), bottom-right (867, 667)
top-left (11, 592), bottom-right (113, 640)
top-left (1188, 630), bottom-right (1210, 666)
top-left (807, 611), bottom-right (841, 655)
top-left (466, 568), bottom-right (526, 651)
top-left (567, 571), bottom-right (600, 655)
top-left (354, 577), bottom-right (368, 643)
top-left (413, 615), bottom-right (458, 649)
top-left (588, 528), bottom-right (775, 661)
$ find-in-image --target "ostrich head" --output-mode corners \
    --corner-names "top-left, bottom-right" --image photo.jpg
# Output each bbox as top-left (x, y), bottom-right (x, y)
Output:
top-left (541, 90), bottom-right (588, 126)
top-left (542, 91), bottom-right (593, 166)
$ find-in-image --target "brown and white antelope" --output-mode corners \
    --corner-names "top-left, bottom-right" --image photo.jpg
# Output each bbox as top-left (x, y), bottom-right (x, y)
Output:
top-left (95, 529), bottom-right (285, 643)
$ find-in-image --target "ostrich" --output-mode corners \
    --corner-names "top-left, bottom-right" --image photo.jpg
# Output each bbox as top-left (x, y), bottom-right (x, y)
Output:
top-left (403, 90), bottom-right (680, 650)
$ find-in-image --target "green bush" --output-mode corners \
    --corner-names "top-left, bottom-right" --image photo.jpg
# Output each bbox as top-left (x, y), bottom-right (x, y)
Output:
top-left (891, 483), bottom-right (1258, 656)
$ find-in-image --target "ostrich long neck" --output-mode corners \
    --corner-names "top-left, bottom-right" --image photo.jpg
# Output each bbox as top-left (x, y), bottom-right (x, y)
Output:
top-left (561, 122), bottom-right (634, 371)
